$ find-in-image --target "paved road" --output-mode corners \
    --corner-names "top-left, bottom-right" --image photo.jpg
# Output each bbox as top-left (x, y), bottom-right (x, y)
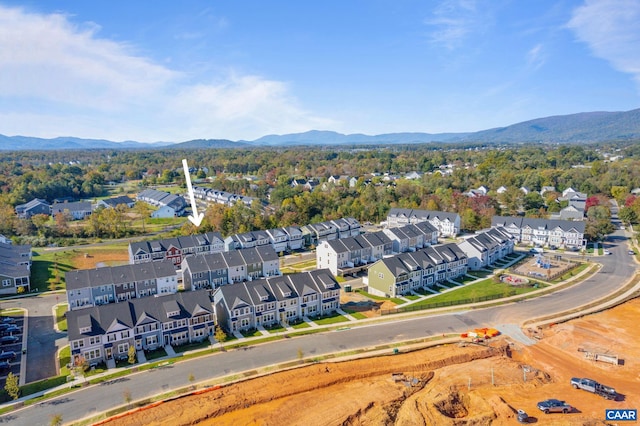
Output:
top-left (1, 230), bottom-right (635, 425)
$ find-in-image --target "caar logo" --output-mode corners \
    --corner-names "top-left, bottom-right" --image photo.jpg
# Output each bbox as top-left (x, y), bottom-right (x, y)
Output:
top-left (606, 409), bottom-right (637, 421)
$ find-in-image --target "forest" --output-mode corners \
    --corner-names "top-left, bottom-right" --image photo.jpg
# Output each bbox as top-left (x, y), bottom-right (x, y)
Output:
top-left (1, 141), bottom-right (640, 246)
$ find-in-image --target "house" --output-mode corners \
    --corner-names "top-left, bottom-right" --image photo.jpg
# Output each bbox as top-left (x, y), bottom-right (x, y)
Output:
top-left (137, 189), bottom-right (187, 218)
top-left (128, 232), bottom-right (224, 266)
top-left (283, 226), bottom-right (304, 251)
top-left (316, 230), bottom-right (392, 276)
top-left (366, 243), bottom-right (468, 298)
top-left (552, 205), bottom-right (584, 221)
top-left (15, 198), bottom-right (51, 219)
top-left (265, 228), bottom-right (289, 253)
top-left (491, 216), bottom-right (586, 249)
top-left (97, 196), bottom-right (135, 209)
top-left (66, 289), bottom-right (214, 367)
top-left (0, 235), bottom-right (10, 245)
top-left (382, 222), bottom-right (438, 253)
top-left (0, 242), bottom-right (32, 295)
top-left (212, 269), bottom-right (340, 333)
top-left (301, 218), bottom-right (361, 246)
top-left (52, 201), bottom-right (93, 220)
top-left (404, 171), bottom-right (422, 180)
top-left (457, 227), bottom-right (516, 270)
top-left (181, 246), bottom-right (281, 291)
top-left (496, 186), bottom-right (508, 194)
top-left (65, 259), bottom-right (179, 311)
top-left (386, 208), bottom-right (460, 237)
top-left (327, 175), bottom-right (350, 186)
top-left (225, 230), bottom-right (271, 251)
top-left (540, 186), bottom-right (556, 196)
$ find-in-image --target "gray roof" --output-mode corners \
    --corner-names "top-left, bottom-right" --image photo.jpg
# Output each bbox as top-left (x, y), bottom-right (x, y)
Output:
top-left (65, 259), bottom-right (177, 291)
top-left (52, 201), bottom-right (92, 214)
top-left (388, 208), bottom-right (459, 222)
top-left (67, 290), bottom-right (212, 341)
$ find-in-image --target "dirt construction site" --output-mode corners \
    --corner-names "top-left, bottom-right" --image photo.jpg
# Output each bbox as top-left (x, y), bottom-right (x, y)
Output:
top-left (103, 298), bottom-right (640, 426)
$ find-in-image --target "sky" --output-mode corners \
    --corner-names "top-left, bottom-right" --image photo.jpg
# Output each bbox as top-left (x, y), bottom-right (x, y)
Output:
top-left (0, 0), bottom-right (639, 143)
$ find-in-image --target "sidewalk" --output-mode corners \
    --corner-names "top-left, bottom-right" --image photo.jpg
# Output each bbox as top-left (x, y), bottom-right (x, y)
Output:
top-left (0, 253), bottom-right (628, 411)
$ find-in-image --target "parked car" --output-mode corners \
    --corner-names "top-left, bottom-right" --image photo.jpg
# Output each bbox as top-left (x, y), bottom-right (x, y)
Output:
top-left (604, 250), bottom-right (611, 255)
top-left (1, 317), bottom-right (16, 324)
top-left (0, 335), bottom-right (20, 345)
top-left (537, 399), bottom-right (572, 414)
top-left (0, 351), bottom-right (16, 361)
top-left (1, 326), bottom-right (20, 336)
top-left (629, 250), bottom-right (635, 255)
top-left (0, 361), bottom-right (10, 372)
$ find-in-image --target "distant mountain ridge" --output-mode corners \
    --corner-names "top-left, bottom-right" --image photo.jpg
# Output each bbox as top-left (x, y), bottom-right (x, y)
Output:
top-left (1, 108), bottom-right (639, 150)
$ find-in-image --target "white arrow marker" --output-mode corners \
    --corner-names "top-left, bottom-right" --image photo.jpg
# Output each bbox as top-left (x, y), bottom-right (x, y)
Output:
top-left (182, 159), bottom-right (204, 227)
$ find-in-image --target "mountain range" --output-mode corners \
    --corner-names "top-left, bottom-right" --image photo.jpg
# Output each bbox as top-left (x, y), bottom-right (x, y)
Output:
top-left (1, 108), bottom-right (639, 150)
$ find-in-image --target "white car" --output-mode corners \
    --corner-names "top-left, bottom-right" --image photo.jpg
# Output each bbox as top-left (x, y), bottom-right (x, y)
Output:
top-left (604, 250), bottom-right (611, 255)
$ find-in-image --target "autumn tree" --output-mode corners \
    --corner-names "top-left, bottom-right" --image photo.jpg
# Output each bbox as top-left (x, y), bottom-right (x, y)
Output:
top-left (4, 372), bottom-right (20, 400)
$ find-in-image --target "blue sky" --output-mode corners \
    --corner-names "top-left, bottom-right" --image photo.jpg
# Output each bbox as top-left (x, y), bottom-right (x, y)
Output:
top-left (0, 0), bottom-right (639, 143)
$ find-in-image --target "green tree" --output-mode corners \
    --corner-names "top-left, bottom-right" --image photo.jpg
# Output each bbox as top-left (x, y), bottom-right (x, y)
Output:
top-left (133, 201), bottom-right (151, 233)
top-left (4, 372), bottom-right (20, 400)
top-left (619, 206), bottom-right (637, 225)
top-left (610, 185), bottom-right (629, 202)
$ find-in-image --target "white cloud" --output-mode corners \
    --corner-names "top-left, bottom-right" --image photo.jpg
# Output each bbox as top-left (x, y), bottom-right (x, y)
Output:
top-left (526, 43), bottom-right (546, 71)
top-left (425, 0), bottom-right (483, 50)
top-left (0, 5), bottom-right (331, 141)
top-left (567, 0), bottom-right (640, 85)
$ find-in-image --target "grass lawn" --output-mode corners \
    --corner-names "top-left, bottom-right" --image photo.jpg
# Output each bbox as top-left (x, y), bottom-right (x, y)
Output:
top-left (342, 310), bottom-right (367, 320)
top-left (404, 294), bottom-right (421, 300)
top-left (32, 245), bottom-right (129, 292)
top-left (291, 321), bottom-right (311, 329)
top-left (145, 348), bottom-right (168, 361)
top-left (240, 328), bottom-right (263, 338)
top-left (59, 346), bottom-right (71, 376)
top-left (410, 278), bottom-right (540, 308)
top-left (55, 304), bottom-right (68, 332)
top-left (354, 289), bottom-right (404, 305)
top-left (467, 269), bottom-right (493, 278)
top-left (266, 324), bottom-right (287, 334)
top-left (311, 314), bottom-right (349, 325)
top-left (551, 262), bottom-right (589, 283)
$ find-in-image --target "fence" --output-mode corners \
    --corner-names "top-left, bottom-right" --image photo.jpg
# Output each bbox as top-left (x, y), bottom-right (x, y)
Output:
top-left (379, 293), bottom-right (510, 316)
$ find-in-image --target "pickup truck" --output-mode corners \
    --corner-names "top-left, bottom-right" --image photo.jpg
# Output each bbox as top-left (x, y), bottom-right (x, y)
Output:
top-left (571, 377), bottom-right (617, 400)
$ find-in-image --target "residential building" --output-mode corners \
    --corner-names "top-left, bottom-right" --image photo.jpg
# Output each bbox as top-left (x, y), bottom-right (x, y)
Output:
top-left (66, 259), bottom-right (179, 311)
top-left (491, 216), bottom-right (586, 249)
top-left (136, 189), bottom-right (187, 218)
top-left (0, 242), bottom-right (31, 295)
top-left (128, 232), bottom-right (224, 266)
top-left (15, 198), bottom-right (51, 219)
top-left (382, 222), bottom-right (438, 253)
top-left (386, 208), bottom-right (460, 237)
top-left (366, 243), bottom-right (468, 298)
top-left (52, 201), bottom-right (93, 220)
top-left (225, 230), bottom-right (270, 251)
top-left (182, 246), bottom-right (281, 291)
top-left (457, 227), bottom-right (516, 270)
top-left (212, 269), bottom-right (341, 333)
top-left (96, 196), bottom-right (135, 209)
top-left (316, 230), bottom-right (393, 276)
top-left (67, 289), bottom-right (214, 366)
top-left (301, 218), bottom-right (361, 246)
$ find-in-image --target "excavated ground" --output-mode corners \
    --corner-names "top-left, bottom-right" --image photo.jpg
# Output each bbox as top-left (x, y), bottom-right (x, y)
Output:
top-left (103, 298), bottom-right (640, 426)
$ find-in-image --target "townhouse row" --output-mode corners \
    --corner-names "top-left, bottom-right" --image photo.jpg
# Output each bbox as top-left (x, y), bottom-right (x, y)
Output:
top-left (212, 269), bottom-right (341, 333)
top-left (68, 246), bottom-right (280, 311)
top-left (136, 188), bottom-right (187, 218)
top-left (491, 216), bottom-right (586, 249)
top-left (386, 208), bottom-right (460, 237)
top-left (192, 185), bottom-right (255, 207)
top-left (127, 217), bottom-right (363, 269)
top-left (366, 227), bottom-right (516, 298)
top-left (316, 222), bottom-right (439, 276)
top-left (67, 289), bottom-right (215, 366)
top-left (0, 241), bottom-right (32, 295)
top-left (67, 269), bottom-right (341, 366)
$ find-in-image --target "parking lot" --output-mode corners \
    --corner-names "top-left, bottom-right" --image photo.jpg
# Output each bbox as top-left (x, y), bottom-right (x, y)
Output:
top-left (0, 315), bottom-right (24, 388)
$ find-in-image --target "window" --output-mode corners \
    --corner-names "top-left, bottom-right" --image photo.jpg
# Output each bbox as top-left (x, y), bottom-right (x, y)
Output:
top-left (89, 336), bottom-right (100, 345)
top-left (107, 334), bottom-right (116, 342)
top-left (2, 279), bottom-right (11, 287)
top-left (121, 330), bottom-right (130, 339)
top-left (84, 348), bottom-right (101, 360)
top-left (117, 343), bottom-right (129, 354)
top-left (72, 340), bottom-right (85, 350)
top-left (146, 335), bottom-right (158, 346)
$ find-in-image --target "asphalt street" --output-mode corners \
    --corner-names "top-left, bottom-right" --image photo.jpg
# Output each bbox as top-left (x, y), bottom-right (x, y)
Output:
top-left (0, 229), bottom-right (636, 425)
